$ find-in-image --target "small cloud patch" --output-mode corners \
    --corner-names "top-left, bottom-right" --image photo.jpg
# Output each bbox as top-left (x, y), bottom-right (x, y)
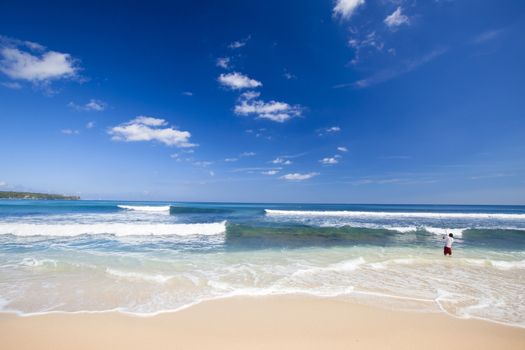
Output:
top-left (69, 99), bottom-right (106, 111)
top-left (320, 157), bottom-right (339, 165)
top-left (218, 72), bottom-right (262, 90)
top-left (384, 7), bottom-right (409, 28)
top-left (61, 129), bottom-right (79, 135)
top-left (280, 172), bottom-right (319, 181)
top-left (109, 116), bottom-right (196, 148)
top-left (235, 91), bottom-right (302, 122)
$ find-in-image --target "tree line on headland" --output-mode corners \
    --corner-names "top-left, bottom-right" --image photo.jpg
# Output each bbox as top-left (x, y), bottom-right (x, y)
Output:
top-left (0, 191), bottom-right (80, 200)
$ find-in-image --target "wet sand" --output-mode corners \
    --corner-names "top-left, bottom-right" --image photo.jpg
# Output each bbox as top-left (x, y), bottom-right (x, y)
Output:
top-left (1, 296), bottom-right (524, 350)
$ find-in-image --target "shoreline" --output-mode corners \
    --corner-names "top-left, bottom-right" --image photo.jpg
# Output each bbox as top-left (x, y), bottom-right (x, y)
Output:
top-left (1, 295), bottom-right (524, 350)
top-left (2, 293), bottom-right (524, 330)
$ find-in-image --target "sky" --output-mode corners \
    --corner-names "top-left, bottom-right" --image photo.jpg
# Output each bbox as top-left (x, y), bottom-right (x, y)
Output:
top-left (0, 0), bottom-right (524, 204)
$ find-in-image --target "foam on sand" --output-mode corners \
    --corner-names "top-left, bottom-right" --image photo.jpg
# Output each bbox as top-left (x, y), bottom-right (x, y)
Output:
top-left (0, 221), bottom-right (227, 236)
top-left (105, 268), bottom-right (174, 284)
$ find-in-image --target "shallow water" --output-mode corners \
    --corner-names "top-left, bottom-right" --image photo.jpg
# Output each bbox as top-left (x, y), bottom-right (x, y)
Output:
top-left (0, 200), bottom-right (524, 326)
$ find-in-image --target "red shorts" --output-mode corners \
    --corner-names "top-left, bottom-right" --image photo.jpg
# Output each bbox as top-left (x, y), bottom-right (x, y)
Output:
top-left (444, 247), bottom-right (452, 256)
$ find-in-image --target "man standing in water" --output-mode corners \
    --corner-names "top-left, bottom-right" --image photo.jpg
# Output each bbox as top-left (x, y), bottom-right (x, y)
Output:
top-left (443, 233), bottom-right (454, 256)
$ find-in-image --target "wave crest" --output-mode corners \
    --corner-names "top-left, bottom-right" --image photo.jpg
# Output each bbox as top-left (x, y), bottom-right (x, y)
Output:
top-left (0, 221), bottom-right (227, 237)
top-left (264, 209), bottom-right (525, 220)
top-left (118, 205), bottom-right (171, 213)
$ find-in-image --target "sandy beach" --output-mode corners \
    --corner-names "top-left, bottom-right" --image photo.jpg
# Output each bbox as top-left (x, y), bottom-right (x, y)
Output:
top-left (1, 296), bottom-right (524, 350)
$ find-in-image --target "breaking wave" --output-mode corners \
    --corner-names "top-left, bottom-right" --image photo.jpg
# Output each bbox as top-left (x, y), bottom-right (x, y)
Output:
top-left (0, 221), bottom-right (227, 237)
top-left (264, 209), bottom-right (525, 220)
top-left (118, 205), bottom-right (171, 213)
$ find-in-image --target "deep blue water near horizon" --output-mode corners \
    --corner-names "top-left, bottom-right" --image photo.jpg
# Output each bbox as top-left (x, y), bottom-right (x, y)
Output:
top-left (0, 200), bottom-right (524, 326)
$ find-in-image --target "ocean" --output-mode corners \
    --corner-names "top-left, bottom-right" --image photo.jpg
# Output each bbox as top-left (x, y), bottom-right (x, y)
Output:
top-left (0, 200), bottom-right (524, 327)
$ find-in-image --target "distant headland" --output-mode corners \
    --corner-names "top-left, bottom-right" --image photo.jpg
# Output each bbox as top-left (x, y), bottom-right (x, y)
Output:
top-left (0, 191), bottom-right (80, 200)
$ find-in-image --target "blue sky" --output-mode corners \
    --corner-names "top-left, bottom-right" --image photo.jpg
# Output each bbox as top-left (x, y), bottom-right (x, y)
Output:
top-left (0, 0), bottom-right (524, 204)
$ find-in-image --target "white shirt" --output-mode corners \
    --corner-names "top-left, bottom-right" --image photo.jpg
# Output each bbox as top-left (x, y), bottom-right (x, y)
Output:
top-left (444, 236), bottom-right (454, 248)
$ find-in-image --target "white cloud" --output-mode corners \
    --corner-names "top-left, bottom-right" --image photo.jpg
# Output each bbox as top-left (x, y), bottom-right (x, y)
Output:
top-left (262, 170), bottom-right (279, 175)
top-left (193, 161), bottom-right (213, 167)
top-left (22, 41), bottom-right (45, 51)
top-left (232, 167), bottom-right (282, 173)
top-left (469, 173), bottom-right (514, 180)
top-left (0, 46), bottom-right (78, 82)
top-left (351, 178), bottom-right (402, 185)
top-left (240, 151), bottom-right (256, 157)
top-left (0, 181), bottom-right (7, 187)
top-left (473, 29), bottom-right (504, 44)
top-left (216, 57), bottom-right (230, 69)
top-left (218, 72), bottom-right (262, 90)
top-left (319, 126), bottom-right (341, 135)
top-left (280, 172), bottom-right (319, 181)
top-left (320, 157), bottom-right (339, 165)
top-left (384, 7), bottom-right (409, 28)
top-left (85, 99), bottom-right (105, 111)
top-left (131, 116), bottom-right (167, 126)
top-left (228, 36), bottom-right (250, 49)
top-left (234, 92), bottom-right (302, 123)
top-left (347, 31), bottom-right (384, 65)
top-left (108, 116), bottom-right (196, 148)
top-left (170, 149), bottom-right (194, 161)
top-left (224, 152), bottom-right (255, 162)
top-left (1, 81), bottom-right (22, 89)
top-left (209, 171), bottom-right (215, 177)
top-left (240, 91), bottom-right (260, 100)
top-left (182, 91), bottom-right (193, 96)
top-left (337, 48), bottom-right (447, 88)
top-left (69, 99), bottom-right (106, 112)
top-left (337, 146), bottom-right (348, 152)
top-left (272, 157), bottom-right (292, 165)
top-left (86, 121), bottom-right (95, 129)
top-left (283, 70), bottom-right (296, 80)
top-left (357, 32), bottom-right (383, 51)
top-left (61, 129), bottom-right (79, 135)
top-left (333, 0), bottom-right (365, 19)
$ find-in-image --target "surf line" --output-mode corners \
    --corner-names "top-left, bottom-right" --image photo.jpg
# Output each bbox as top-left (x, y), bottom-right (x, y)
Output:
top-left (439, 215), bottom-right (449, 236)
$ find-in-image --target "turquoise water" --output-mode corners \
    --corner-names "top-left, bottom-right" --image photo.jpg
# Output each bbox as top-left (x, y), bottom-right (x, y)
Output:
top-left (0, 200), bottom-right (524, 326)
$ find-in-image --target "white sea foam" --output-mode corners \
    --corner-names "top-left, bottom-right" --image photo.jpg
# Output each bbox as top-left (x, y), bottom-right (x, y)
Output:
top-left (265, 209), bottom-right (525, 220)
top-left (423, 227), bottom-right (466, 237)
top-left (2, 253), bottom-right (525, 327)
top-left (489, 259), bottom-right (525, 270)
top-left (328, 257), bottom-right (366, 271)
top-left (387, 226), bottom-right (418, 233)
top-left (369, 257), bottom-right (525, 271)
top-left (0, 221), bottom-right (227, 237)
top-left (0, 296), bottom-right (10, 312)
top-left (291, 257), bottom-right (366, 278)
top-left (20, 258), bottom-right (58, 267)
top-left (368, 258), bottom-right (418, 270)
top-left (118, 205), bottom-right (171, 213)
top-left (105, 268), bottom-right (173, 283)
